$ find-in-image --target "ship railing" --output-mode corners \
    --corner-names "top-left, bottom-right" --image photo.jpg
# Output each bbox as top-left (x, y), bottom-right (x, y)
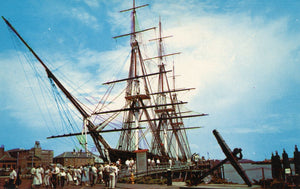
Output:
top-left (119, 161), bottom-right (191, 178)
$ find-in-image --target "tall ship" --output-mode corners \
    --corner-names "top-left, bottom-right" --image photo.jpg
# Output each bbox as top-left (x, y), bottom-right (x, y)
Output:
top-left (2, 0), bottom-right (207, 163)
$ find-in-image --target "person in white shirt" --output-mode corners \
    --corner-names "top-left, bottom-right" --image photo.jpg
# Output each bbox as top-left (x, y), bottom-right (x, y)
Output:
top-left (151, 158), bottom-right (155, 169)
top-left (51, 164), bottom-right (60, 188)
top-left (66, 169), bottom-right (73, 186)
top-left (130, 158), bottom-right (134, 168)
top-left (104, 163), bottom-right (110, 187)
top-left (98, 164), bottom-right (104, 184)
top-left (74, 166), bottom-right (81, 186)
top-left (43, 166), bottom-right (51, 188)
top-left (9, 167), bottom-right (17, 188)
top-left (116, 158), bottom-right (121, 170)
top-left (32, 165), bottom-right (42, 188)
top-left (156, 158), bottom-right (160, 168)
top-left (125, 159), bottom-right (130, 173)
top-left (91, 164), bottom-right (98, 186)
top-left (115, 164), bottom-right (119, 187)
top-left (59, 168), bottom-right (66, 187)
top-left (38, 165), bottom-right (44, 184)
top-left (169, 158), bottom-right (173, 168)
top-left (109, 163), bottom-right (117, 189)
top-left (81, 165), bottom-right (90, 186)
top-left (130, 158), bottom-right (135, 173)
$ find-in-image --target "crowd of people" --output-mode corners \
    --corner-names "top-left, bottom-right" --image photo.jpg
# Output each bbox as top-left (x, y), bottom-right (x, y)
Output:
top-left (6, 157), bottom-right (172, 189)
top-left (6, 161), bottom-right (122, 189)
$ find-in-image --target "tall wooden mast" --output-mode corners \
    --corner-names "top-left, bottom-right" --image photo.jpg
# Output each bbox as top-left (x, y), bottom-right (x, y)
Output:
top-left (1, 16), bottom-right (111, 161)
top-left (153, 19), bottom-right (192, 161)
top-left (111, 1), bottom-right (167, 157)
top-left (102, 1), bottom-right (207, 160)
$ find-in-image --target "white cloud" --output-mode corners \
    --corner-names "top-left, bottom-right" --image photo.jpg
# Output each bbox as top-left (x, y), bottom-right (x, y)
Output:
top-left (66, 8), bottom-right (100, 30)
top-left (83, 0), bottom-right (99, 8)
top-left (156, 12), bottom-right (300, 133)
top-left (229, 124), bottom-right (281, 134)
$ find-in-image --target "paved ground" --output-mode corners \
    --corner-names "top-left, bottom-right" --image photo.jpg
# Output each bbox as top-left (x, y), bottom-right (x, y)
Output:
top-left (2, 178), bottom-right (183, 189)
top-left (2, 179), bottom-right (260, 189)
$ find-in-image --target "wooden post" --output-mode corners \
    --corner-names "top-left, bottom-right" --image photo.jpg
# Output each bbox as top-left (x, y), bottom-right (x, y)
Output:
top-left (262, 168), bottom-right (265, 188)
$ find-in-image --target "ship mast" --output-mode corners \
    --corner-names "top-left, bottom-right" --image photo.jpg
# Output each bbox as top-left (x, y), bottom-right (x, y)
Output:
top-left (148, 18), bottom-right (207, 161)
top-left (1, 16), bottom-right (111, 161)
top-left (110, 0), bottom-right (167, 157)
top-left (154, 18), bottom-right (190, 160)
top-left (108, 1), bottom-right (207, 160)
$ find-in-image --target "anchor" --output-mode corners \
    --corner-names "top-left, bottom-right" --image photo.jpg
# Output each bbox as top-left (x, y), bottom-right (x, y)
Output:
top-left (198, 129), bottom-right (252, 187)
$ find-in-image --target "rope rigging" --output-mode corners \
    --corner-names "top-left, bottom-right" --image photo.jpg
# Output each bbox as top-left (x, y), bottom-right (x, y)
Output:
top-left (5, 23), bottom-right (90, 150)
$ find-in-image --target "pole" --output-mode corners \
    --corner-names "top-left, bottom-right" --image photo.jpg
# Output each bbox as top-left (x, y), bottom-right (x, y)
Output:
top-left (221, 165), bottom-right (225, 179)
top-left (262, 167), bottom-right (265, 188)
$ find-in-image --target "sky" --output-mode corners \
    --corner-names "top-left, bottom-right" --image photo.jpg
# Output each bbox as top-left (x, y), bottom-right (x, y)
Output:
top-left (0, 0), bottom-right (300, 162)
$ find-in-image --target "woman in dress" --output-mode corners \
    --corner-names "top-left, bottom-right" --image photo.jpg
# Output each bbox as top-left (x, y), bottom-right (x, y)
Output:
top-left (81, 165), bottom-right (89, 186)
top-left (43, 166), bottom-right (52, 189)
top-left (31, 165), bottom-right (42, 188)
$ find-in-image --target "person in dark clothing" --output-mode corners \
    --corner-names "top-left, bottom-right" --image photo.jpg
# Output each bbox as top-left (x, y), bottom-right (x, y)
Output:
top-left (15, 166), bottom-right (22, 188)
top-left (8, 167), bottom-right (17, 189)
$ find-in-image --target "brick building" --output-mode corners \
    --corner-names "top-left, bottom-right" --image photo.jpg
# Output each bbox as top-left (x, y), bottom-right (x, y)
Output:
top-left (6, 141), bottom-right (53, 169)
top-left (54, 151), bottom-right (103, 167)
top-left (0, 145), bottom-right (17, 170)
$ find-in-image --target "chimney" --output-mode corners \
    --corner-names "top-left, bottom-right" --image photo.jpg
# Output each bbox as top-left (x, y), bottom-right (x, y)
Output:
top-left (0, 145), bottom-right (4, 157)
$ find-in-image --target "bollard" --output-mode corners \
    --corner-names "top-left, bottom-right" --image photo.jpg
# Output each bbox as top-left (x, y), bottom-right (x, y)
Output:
top-left (167, 169), bottom-right (172, 186)
top-left (130, 173), bottom-right (135, 184)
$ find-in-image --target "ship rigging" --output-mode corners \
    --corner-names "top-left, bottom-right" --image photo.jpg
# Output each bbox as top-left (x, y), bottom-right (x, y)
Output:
top-left (2, 0), bottom-right (207, 163)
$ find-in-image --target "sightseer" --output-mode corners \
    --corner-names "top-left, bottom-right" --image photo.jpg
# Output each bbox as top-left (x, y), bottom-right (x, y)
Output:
top-left (15, 166), bottom-right (22, 188)
top-left (91, 164), bottom-right (98, 186)
top-left (103, 163), bottom-right (110, 187)
top-left (43, 166), bottom-right (52, 188)
top-left (60, 168), bottom-right (67, 187)
top-left (32, 165), bottom-right (42, 188)
top-left (8, 167), bottom-right (17, 188)
top-left (38, 165), bottom-right (44, 185)
top-left (109, 163), bottom-right (117, 189)
top-left (156, 158), bottom-right (160, 168)
top-left (81, 165), bottom-right (90, 186)
top-left (125, 159), bottom-right (130, 173)
top-left (51, 164), bottom-right (60, 188)
top-left (130, 158), bottom-right (134, 169)
top-left (98, 164), bottom-right (104, 184)
top-left (169, 158), bottom-right (173, 168)
top-left (132, 158), bottom-right (136, 173)
top-left (89, 165), bottom-right (93, 186)
top-left (116, 158), bottom-right (121, 170)
top-left (66, 169), bottom-right (73, 185)
top-left (151, 158), bottom-right (155, 169)
top-left (115, 163), bottom-right (119, 188)
top-left (74, 166), bottom-right (81, 186)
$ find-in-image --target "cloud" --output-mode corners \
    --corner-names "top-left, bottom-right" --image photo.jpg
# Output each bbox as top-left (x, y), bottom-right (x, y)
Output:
top-left (66, 8), bottom-right (100, 30)
top-left (229, 124), bottom-right (280, 134)
top-left (156, 11), bottom-right (300, 133)
top-left (104, 1), bottom-right (300, 138)
top-left (0, 51), bottom-right (58, 128)
top-left (83, 0), bottom-right (99, 8)
top-left (127, 1), bottom-right (300, 159)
